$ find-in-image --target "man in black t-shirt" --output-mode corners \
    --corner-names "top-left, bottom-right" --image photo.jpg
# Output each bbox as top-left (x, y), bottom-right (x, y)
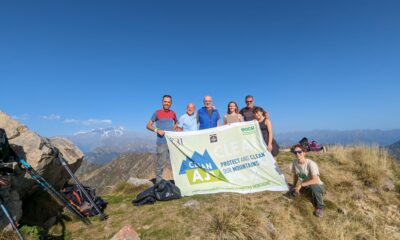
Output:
top-left (239, 95), bottom-right (269, 121)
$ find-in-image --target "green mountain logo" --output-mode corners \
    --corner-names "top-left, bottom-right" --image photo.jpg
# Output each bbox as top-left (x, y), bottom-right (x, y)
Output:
top-left (179, 150), bottom-right (228, 185)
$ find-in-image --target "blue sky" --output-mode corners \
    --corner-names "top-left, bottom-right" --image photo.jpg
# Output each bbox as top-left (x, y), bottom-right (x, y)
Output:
top-left (1, 0), bottom-right (399, 136)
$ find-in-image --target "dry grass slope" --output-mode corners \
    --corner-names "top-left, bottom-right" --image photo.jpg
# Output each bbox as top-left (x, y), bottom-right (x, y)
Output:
top-left (2, 145), bottom-right (399, 240)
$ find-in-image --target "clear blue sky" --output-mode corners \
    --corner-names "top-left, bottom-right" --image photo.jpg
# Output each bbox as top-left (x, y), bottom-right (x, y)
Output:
top-left (1, 0), bottom-right (399, 136)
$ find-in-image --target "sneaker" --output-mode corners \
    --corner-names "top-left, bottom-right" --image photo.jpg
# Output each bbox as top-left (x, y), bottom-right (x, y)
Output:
top-left (314, 208), bottom-right (324, 218)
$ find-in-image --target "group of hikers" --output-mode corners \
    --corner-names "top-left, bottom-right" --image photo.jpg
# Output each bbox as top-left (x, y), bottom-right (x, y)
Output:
top-left (0, 94), bottom-right (325, 239)
top-left (147, 94), bottom-right (325, 217)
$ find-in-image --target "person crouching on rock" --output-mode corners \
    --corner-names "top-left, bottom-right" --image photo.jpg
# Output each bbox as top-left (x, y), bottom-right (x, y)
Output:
top-left (290, 144), bottom-right (325, 217)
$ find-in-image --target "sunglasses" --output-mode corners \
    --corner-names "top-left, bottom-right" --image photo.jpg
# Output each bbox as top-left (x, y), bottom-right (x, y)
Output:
top-left (246, 100), bottom-right (253, 103)
top-left (293, 150), bottom-right (303, 155)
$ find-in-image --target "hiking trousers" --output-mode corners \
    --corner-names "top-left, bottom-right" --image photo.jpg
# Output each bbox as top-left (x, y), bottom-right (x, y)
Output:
top-left (308, 184), bottom-right (325, 209)
top-left (156, 144), bottom-right (169, 183)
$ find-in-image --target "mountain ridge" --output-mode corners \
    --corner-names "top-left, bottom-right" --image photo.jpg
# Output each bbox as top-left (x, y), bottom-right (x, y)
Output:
top-left (76, 152), bottom-right (172, 194)
top-left (275, 129), bottom-right (400, 146)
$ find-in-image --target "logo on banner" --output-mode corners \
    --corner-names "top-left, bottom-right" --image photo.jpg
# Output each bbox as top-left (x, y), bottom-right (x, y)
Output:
top-left (209, 134), bottom-right (218, 143)
top-left (179, 150), bottom-right (227, 185)
top-left (240, 125), bottom-right (256, 135)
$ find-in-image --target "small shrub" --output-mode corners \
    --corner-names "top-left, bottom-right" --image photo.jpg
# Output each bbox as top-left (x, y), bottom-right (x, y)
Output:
top-left (20, 225), bottom-right (45, 240)
top-left (209, 206), bottom-right (264, 239)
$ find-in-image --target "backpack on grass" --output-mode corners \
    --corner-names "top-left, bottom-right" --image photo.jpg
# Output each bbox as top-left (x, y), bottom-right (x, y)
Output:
top-left (132, 179), bottom-right (181, 206)
top-left (62, 184), bottom-right (108, 217)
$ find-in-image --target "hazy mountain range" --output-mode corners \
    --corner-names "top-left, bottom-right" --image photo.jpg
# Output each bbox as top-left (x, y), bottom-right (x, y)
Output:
top-left (388, 140), bottom-right (400, 161)
top-left (64, 127), bottom-right (400, 165)
top-left (275, 129), bottom-right (400, 147)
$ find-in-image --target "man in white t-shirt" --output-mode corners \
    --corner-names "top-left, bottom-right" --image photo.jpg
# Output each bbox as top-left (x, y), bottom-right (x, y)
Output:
top-left (290, 144), bottom-right (325, 217)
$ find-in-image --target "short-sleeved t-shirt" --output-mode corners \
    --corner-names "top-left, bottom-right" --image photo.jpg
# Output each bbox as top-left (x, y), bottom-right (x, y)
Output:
top-left (224, 113), bottom-right (243, 124)
top-left (239, 106), bottom-right (257, 121)
top-left (291, 159), bottom-right (323, 185)
top-left (151, 109), bottom-right (178, 144)
top-left (178, 112), bottom-right (198, 131)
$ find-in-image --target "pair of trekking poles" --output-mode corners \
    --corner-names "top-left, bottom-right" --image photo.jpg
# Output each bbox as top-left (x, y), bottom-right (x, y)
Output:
top-left (1, 153), bottom-right (108, 240)
top-left (0, 167), bottom-right (24, 240)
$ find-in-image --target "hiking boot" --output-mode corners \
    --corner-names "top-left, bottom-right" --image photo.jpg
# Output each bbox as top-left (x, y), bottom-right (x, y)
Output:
top-left (314, 208), bottom-right (324, 218)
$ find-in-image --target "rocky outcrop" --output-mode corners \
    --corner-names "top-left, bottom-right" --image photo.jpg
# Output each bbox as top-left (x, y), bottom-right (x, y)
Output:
top-left (126, 177), bottom-right (153, 188)
top-left (0, 111), bottom-right (83, 230)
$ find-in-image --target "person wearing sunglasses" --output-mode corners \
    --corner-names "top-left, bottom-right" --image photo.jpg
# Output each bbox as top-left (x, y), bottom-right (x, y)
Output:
top-left (239, 95), bottom-right (269, 121)
top-left (253, 107), bottom-right (279, 157)
top-left (290, 144), bottom-right (325, 217)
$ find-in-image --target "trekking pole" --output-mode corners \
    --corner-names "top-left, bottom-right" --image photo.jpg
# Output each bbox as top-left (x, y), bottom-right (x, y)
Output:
top-left (56, 153), bottom-right (108, 220)
top-left (0, 196), bottom-right (25, 240)
top-left (18, 159), bottom-right (91, 225)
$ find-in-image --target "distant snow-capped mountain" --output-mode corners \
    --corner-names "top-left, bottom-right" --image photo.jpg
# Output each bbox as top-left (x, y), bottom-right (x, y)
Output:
top-left (63, 126), bottom-right (154, 153)
top-left (73, 126), bottom-right (126, 137)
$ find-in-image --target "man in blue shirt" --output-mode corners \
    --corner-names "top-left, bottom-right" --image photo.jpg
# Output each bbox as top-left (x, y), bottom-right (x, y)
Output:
top-left (197, 96), bottom-right (220, 130)
top-left (178, 103), bottom-right (198, 131)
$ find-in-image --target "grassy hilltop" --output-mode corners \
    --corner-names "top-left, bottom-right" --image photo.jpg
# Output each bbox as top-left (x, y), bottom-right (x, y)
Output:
top-left (2, 146), bottom-right (400, 240)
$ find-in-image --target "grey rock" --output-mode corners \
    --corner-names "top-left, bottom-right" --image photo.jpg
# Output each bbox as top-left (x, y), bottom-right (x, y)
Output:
top-left (127, 177), bottom-right (153, 188)
top-left (0, 111), bottom-right (84, 230)
top-left (142, 225), bottom-right (150, 230)
top-left (183, 200), bottom-right (200, 209)
top-left (266, 221), bottom-right (277, 238)
top-left (1, 112), bottom-right (83, 193)
top-left (381, 178), bottom-right (395, 192)
top-left (0, 190), bottom-right (23, 231)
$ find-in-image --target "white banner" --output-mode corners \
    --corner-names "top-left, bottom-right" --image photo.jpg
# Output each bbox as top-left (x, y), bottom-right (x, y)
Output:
top-left (165, 121), bottom-right (288, 196)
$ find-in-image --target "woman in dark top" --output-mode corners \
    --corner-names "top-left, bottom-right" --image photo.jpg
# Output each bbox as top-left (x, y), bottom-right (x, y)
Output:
top-left (253, 107), bottom-right (279, 157)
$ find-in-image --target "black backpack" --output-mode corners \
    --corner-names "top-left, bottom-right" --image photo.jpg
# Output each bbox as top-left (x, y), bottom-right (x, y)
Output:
top-left (299, 137), bottom-right (310, 151)
top-left (154, 180), bottom-right (181, 201)
top-left (0, 128), bottom-right (10, 163)
top-left (132, 180), bottom-right (181, 206)
top-left (0, 128), bottom-right (18, 163)
top-left (62, 184), bottom-right (108, 217)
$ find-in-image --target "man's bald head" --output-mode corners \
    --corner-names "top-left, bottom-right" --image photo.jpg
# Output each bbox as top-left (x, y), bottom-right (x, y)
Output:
top-left (187, 103), bottom-right (195, 115)
top-left (203, 96), bottom-right (213, 110)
